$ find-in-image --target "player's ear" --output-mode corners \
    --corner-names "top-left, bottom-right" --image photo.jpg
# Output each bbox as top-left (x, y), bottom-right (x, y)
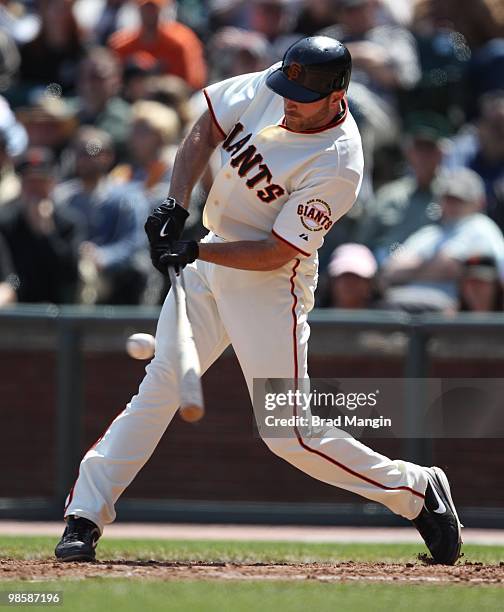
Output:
top-left (328, 90), bottom-right (345, 111)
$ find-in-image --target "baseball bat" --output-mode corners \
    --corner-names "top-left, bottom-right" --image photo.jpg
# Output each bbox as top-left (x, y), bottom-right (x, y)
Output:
top-left (168, 266), bottom-right (205, 422)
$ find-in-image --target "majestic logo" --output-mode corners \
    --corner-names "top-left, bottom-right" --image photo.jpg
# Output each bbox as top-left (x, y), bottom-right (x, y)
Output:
top-left (286, 63), bottom-right (302, 81)
top-left (222, 122), bottom-right (285, 203)
top-left (297, 199), bottom-right (333, 232)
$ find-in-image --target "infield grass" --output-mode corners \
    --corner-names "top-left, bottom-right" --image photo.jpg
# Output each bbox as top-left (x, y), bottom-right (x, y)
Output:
top-left (0, 535), bottom-right (503, 564)
top-left (2, 580), bottom-right (504, 612)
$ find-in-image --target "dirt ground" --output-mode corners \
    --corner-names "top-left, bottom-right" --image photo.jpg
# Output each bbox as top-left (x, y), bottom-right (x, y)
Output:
top-left (1, 524), bottom-right (503, 585)
top-left (1, 559), bottom-right (503, 585)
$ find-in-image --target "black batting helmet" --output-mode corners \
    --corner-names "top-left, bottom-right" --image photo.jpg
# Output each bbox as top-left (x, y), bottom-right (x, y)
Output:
top-left (266, 36), bottom-right (352, 103)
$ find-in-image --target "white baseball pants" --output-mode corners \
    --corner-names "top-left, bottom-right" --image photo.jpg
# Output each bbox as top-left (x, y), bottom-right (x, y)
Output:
top-left (65, 234), bottom-right (427, 532)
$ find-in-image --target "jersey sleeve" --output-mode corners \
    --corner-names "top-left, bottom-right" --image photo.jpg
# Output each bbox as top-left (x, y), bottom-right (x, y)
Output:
top-left (272, 170), bottom-right (361, 256)
top-left (203, 65), bottom-right (277, 138)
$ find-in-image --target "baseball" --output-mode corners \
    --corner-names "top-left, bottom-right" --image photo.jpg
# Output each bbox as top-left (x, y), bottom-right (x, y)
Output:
top-left (126, 333), bottom-right (156, 360)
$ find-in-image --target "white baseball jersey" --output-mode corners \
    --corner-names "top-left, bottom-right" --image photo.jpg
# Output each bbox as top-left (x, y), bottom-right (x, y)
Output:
top-left (203, 64), bottom-right (364, 259)
top-left (64, 64), bottom-right (429, 535)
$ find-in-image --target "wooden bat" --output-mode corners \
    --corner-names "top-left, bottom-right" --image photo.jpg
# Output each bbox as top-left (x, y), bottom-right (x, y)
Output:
top-left (168, 267), bottom-right (205, 423)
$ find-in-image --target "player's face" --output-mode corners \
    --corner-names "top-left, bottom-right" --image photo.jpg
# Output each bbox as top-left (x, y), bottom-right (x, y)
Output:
top-left (283, 91), bottom-right (344, 131)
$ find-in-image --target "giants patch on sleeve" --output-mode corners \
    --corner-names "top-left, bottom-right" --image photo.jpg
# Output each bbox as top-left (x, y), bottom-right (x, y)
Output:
top-left (296, 199), bottom-right (333, 232)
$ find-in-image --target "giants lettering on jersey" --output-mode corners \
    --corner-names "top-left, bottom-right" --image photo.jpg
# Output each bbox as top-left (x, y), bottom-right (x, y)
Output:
top-left (297, 199), bottom-right (333, 231)
top-left (222, 123), bottom-right (285, 203)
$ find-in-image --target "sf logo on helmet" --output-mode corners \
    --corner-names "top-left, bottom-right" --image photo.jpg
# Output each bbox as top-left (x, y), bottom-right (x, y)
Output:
top-left (286, 63), bottom-right (302, 81)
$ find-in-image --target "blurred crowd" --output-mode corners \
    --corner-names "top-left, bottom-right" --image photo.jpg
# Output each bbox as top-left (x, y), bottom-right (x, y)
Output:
top-left (0, 0), bottom-right (503, 313)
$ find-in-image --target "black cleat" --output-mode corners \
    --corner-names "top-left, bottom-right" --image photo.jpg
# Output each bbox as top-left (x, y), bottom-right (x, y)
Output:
top-left (413, 466), bottom-right (463, 565)
top-left (55, 515), bottom-right (101, 562)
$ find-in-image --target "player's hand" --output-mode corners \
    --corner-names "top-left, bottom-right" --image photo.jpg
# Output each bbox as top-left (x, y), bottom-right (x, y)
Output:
top-left (159, 241), bottom-right (199, 273)
top-left (145, 197), bottom-right (189, 273)
top-left (145, 197), bottom-right (189, 245)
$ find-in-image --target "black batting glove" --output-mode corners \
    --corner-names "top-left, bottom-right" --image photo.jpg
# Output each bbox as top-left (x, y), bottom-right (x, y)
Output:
top-left (159, 241), bottom-right (199, 273)
top-left (145, 197), bottom-right (189, 244)
top-left (144, 197), bottom-right (189, 273)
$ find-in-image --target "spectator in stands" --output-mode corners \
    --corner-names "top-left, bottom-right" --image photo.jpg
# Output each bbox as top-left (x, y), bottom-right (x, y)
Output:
top-left (377, 0), bottom-right (415, 28)
top-left (322, 0), bottom-right (421, 114)
top-left (465, 39), bottom-right (504, 121)
top-left (0, 128), bottom-right (20, 207)
top-left (122, 52), bottom-right (160, 103)
top-left (0, 232), bottom-right (17, 306)
top-left (110, 100), bottom-right (179, 207)
top-left (16, 93), bottom-right (77, 155)
top-left (0, 0), bottom-right (39, 46)
top-left (407, 1), bottom-right (471, 125)
top-left (0, 147), bottom-right (80, 303)
top-left (0, 95), bottom-right (28, 158)
top-left (81, 0), bottom-right (137, 46)
top-left (56, 127), bottom-right (148, 305)
top-left (458, 255), bottom-right (504, 312)
top-left (445, 92), bottom-right (504, 234)
top-left (323, 243), bottom-right (379, 309)
top-left (19, 0), bottom-right (86, 97)
top-left (71, 47), bottom-right (132, 158)
top-left (428, 0), bottom-right (504, 54)
top-left (144, 74), bottom-right (191, 132)
top-left (109, 0), bottom-right (207, 91)
top-left (247, 0), bottom-right (300, 61)
top-left (206, 27), bottom-right (271, 83)
top-left (321, 0), bottom-right (421, 213)
top-left (359, 112), bottom-right (448, 264)
top-left (381, 168), bottom-right (504, 313)
top-left (0, 28), bottom-right (20, 93)
top-left (422, 0), bottom-right (504, 120)
top-left (293, 0), bottom-right (340, 37)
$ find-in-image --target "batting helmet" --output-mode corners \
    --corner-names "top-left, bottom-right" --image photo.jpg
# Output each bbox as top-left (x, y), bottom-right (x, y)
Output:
top-left (266, 36), bottom-right (352, 103)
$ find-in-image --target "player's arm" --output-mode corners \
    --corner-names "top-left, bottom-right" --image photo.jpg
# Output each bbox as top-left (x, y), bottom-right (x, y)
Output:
top-left (144, 110), bottom-right (224, 273)
top-left (169, 109), bottom-right (224, 208)
top-left (161, 234), bottom-right (301, 272)
top-left (198, 234), bottom-right (301, 271)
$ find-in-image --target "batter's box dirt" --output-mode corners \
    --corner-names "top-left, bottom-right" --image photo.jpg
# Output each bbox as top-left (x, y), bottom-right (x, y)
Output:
top-left (1, 560), bottom-right (503, 585)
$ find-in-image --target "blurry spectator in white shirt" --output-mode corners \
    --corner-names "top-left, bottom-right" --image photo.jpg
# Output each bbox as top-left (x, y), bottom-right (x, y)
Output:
top-left (381, 168), bottom-right (504, 312)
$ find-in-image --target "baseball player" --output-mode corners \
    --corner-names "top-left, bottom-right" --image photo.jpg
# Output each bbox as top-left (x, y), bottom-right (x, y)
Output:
top-left (55, 37), bottom-right (462, 565)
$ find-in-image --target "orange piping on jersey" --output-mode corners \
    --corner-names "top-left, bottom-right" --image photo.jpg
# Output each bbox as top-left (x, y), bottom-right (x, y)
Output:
top-left (287, 265), bottom-right (425, 501)
top-left (279, 97), bottom-right (349, 135)
top-left (203, 89), bottom-right (227, 140)
top-left (272, 229), bottom-right (311, 257)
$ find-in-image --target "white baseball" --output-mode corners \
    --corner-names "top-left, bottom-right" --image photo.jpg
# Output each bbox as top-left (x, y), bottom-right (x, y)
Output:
top-left (126, 333), bottom-right (156, 360)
